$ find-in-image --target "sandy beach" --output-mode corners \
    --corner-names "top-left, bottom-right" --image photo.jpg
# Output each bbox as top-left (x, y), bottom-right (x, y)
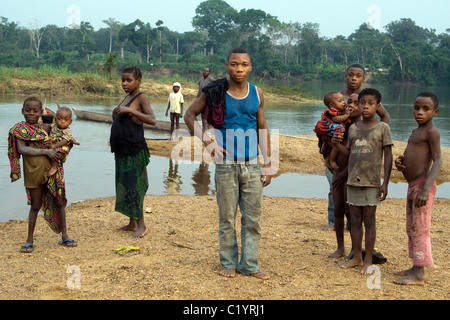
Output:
top-left (0, 135), bottom-right (449, 301)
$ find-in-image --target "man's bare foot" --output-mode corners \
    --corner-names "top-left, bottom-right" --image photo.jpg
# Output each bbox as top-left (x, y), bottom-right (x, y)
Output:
top-left (329, 249), bottom-right (346, 259)
top-left (220, 269), bottom-right (237, 278)
top-left (393, 267), bottom-right (425, 285)
top-left (250, 271), bottom-right (270, 280)
top-left (341, 258), bottom-right (363, 269)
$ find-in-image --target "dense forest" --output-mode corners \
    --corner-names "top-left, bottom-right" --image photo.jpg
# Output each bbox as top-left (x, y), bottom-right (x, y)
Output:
top-left (1, 0), bottom-right (449, 85)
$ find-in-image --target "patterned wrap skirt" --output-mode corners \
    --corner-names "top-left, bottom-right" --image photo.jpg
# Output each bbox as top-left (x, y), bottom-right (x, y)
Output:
top-left (114, 147), bottom-right (150, 220)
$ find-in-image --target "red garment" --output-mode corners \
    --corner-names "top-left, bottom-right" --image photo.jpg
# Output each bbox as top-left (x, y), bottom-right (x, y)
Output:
top-left (406, 177), bottom-right (437, 267)
top-left (322, 108), bottom-right (351, 125)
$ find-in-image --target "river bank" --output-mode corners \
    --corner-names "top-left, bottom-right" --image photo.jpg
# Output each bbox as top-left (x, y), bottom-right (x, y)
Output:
top-left (0, 67), bottom-right (314, 103)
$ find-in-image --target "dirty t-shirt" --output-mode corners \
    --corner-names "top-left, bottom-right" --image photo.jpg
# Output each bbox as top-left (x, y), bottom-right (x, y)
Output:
top-left (346, 122), bottom-right (393, 188)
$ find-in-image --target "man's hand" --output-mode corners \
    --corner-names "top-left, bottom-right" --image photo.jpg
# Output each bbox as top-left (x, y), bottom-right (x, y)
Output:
top-left (260, 162), bottom-right (272, 187)
top-left (205, 140), bottom-right (228, 163)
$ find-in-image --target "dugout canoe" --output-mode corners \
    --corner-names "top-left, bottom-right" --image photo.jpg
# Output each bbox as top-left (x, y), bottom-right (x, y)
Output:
top-left (72, 108), bottom-right (190, 134)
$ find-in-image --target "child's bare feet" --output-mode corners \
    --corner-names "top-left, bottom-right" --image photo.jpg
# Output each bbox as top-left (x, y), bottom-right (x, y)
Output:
top-left (361, 263), bottom-right (373, 274)
top-left (133, 226), bottom-right (148, 238)
top-left (393, 267), bottom-right (425, 285)
top-left (116, 220), bottom-right (137, 232)
top-left (328, 249), bottom-right (346, 259)
top-left (394, 275), bottom-right (425, 285)
top-left (341, 257), bottom-right (363, 269)
top-left (220, 269), bottom-right (237, 278)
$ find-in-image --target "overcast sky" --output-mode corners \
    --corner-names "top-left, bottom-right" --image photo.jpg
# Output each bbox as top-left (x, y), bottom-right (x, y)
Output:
top-left (2, 0), bottom-right (449, 38)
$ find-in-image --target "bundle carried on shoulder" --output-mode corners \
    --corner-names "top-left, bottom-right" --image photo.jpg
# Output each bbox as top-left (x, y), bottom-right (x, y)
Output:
top-left (202, 78), bottom-right (228, 129)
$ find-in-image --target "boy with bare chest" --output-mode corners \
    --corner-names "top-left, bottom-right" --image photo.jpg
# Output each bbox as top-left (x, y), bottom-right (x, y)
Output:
top-left (394, 92), bottom-right (442, 285)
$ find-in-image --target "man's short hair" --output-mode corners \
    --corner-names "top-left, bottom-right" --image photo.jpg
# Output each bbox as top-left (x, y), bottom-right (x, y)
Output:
top-left (227, 48), bottom-right (251, 62)
top-left (346, 64), bottom-right (365, 75)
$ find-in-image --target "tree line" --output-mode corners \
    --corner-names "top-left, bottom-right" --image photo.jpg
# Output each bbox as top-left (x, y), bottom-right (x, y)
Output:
top-left (1, 0), bottom-right (449, 85)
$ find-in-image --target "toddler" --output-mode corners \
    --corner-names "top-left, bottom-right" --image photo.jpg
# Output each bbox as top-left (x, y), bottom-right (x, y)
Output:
top-left (47, 106), bottom-right (78, 176)
top-left (314, 92), bottom-right (351, 170)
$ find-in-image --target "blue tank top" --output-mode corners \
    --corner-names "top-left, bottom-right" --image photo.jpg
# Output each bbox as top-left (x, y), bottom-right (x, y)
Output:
top-left (215, 83), bottom-right (260, 162)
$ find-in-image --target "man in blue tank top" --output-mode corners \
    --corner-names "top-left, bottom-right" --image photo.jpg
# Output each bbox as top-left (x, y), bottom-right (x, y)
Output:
top-left (185, 48), bottom-right (272, 280)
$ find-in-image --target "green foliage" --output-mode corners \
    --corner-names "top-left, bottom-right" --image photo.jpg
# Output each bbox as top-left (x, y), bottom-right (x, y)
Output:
top-left (0, 4), bottom-right (448, 86)
top-left (102, 52), bottom-right (118, 75)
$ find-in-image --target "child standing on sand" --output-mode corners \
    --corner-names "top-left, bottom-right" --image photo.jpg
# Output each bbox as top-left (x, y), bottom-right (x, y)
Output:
top-left (341, 88), bottom-right (393, 274)
top-left (165, 82), bottom-right (184, 140)
top-left (394, 92), bottom-right (442, 286)
top-left (110, 66), bottom-right (156, 238)
top-left (7, 97), bottom-right (77, 253)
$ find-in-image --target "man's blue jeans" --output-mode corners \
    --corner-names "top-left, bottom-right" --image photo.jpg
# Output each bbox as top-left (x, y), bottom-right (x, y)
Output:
top-left (215, 163), bottom-right (263, 275)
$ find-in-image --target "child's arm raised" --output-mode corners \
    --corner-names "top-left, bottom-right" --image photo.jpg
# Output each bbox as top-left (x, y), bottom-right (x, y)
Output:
top-left (417, 127), bottom-right (442, 207)
top-left (330, 112), bottom-right (350, 124)
top-left (16, 139), bottom-right (59, 162)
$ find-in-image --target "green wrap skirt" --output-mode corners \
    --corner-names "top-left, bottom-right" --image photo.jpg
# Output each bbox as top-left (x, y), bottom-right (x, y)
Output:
top-left (115, 147), bottom-right (150, 220)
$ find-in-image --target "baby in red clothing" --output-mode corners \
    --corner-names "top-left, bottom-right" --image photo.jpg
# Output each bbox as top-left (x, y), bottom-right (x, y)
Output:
top-left (314, 92), bottom-right (351, 170)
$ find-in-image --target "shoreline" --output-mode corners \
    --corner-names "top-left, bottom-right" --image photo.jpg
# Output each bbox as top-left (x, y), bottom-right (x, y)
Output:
top-left (146, 135), bottom-right (450, 185)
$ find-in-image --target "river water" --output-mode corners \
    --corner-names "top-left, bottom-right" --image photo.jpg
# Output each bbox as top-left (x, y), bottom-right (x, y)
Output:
top-left (1, 82), bottom-right (448, 222)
